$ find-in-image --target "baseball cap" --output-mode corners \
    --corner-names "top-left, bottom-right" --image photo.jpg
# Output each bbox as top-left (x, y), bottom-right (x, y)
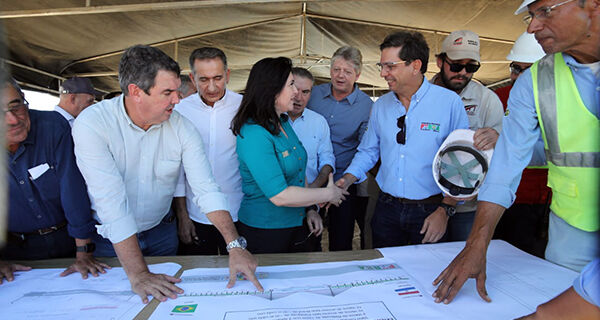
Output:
top-left (432, 129), bottom-right (494, 198)
top-left (441, 30), bottom-right (481, 62)
top-left (60, 77), bottom-right (95, 95)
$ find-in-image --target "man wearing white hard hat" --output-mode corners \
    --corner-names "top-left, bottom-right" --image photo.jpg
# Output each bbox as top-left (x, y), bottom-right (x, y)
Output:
top-left (431, 30), bottom-right (504, 241)
top-left (434, 0), bottom-right (599, 305)
top-left (494, 31), bottom-right (550, 258)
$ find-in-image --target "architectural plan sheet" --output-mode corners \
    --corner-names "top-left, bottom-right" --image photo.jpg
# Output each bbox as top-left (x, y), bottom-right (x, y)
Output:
top-left (151, 258), bottom-right (447, 320)
top-left (378, 240), bottom-right (579, 319)
top-left (0, 262), bottom-right (181, 320)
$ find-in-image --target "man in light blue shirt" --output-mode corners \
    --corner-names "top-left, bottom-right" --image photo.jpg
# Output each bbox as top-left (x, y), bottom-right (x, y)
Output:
top-left (307, 46), bottom-right (373, 251)
top-left (73, 45), bottom-right (262, 304)
top-left (434, 0), bottom-right (599, 305)
top-left (289, 67), bottom-right (335, 188)
top-left (339, 31), bottom-right (469, 248)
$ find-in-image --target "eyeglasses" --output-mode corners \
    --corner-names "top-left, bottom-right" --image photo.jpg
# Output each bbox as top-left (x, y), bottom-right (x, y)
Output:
top-left (2, 99), bottom-right (29, 117)
top-left (509, 62), bottom-right (530, 75)
top-left (444, 58), bottom-right (481, 73)
top-left (396, 115), bottom-right (406, 145)
top-left (376, 60), bottom-right (407, 72)
top-left (522, 0), bottom-right (575, 25)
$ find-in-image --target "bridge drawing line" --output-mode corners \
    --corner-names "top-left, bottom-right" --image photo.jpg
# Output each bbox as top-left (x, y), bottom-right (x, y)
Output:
top-left (11, 289), bottom-right (135, 304)
top-left (181, 275), bottom-right (410, 300)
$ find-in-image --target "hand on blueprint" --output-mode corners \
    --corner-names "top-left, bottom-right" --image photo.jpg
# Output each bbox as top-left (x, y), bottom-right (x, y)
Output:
top-left (420, 207), bottom-right (448, 243)
top-left (60, 253), bottom-right (112, 279)
top-left (0, 260), bottom-right (31, 284)
top-left (306, 209), bottom-right (324, 236)
top-left (473, 127), bottom-right (499, 150)
top-left (131, 270), bottom-right (183, 303)
top-left (432, 242), bottom-right (491, 304)
top-left (227, 248), bottom-right (264, 292)
top-left (177, 215), bottom-right (198, 244)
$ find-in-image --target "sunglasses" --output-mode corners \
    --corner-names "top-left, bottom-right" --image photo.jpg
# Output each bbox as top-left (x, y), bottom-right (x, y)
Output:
top-left (509, 62), bottom-right (530, 75)
top-left (396, 115), bottom-right (406, 145)
top-left (444, 58), bottom-right (480, 73)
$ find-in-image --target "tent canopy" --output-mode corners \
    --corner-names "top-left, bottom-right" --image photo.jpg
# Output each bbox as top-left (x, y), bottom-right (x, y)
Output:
top-left (2, 0), bottom-right (529, 97)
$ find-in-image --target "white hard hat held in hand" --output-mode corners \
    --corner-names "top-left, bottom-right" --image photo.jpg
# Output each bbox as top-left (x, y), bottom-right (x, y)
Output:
top-left (432, 129), bottom-right (494, 199)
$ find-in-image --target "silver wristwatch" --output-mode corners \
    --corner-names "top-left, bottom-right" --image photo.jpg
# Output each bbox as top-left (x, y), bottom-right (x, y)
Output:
top-left (226, 236), bottom-right (247, 252)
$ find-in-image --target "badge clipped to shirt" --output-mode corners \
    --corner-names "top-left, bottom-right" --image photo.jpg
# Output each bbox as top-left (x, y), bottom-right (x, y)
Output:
top-left (28, 163), bottom-right (50, 180)
top-left (282, 150), bottom-right (290, 158)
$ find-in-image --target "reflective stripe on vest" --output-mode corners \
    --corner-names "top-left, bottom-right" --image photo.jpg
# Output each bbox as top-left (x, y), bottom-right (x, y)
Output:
top-left (531, 53), bottom-right (599, 232)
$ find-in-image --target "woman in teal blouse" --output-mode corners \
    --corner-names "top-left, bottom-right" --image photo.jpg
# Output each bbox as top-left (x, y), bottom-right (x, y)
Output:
top-left (231, 57), bottom-right (346, 254)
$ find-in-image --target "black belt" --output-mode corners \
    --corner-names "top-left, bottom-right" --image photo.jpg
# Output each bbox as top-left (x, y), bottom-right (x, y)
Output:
top-left (382, 193), bottom-right (443, 204)
top-left (9, 220), bottom-right (67, 240)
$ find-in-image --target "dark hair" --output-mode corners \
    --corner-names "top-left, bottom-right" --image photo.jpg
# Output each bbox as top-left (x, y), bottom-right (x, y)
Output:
top-left (231, 57), bottom-right (292, 136)
top-left (189, 47), bottom-right (227, 72)
top-left (1, 75), bottom-right (25, 99)
top-left (292, 67), bottom-right (314, 82)
top-left (103, 91), bottom-right (121, 100)
top-left (118, 45), bottom-right (180, 96)
top-left (380, 31), bottom-right (429, 74)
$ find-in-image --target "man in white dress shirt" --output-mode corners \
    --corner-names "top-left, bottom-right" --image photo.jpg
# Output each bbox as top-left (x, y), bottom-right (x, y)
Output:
top-left (73, 45), bottom-right (262, 304)
top-left (54, 77), bottom-right (95, 127)
top-left (173, 47), bottom-right (244, 255)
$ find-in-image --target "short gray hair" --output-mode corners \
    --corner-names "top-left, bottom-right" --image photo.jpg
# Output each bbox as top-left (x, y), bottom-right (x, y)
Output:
top-left (188, 47), bottom-right (228, 73)
top-left (118, 45), bottom-right (180, 96)
top-left (1, 74), bottom-right (25, 99)
top-left (330, 46), bottom-right (363, 73)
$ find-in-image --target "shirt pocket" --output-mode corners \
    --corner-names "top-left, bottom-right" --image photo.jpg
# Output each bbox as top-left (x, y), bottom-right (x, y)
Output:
top-left (275, 145), bottom-right (302, 181)
top-left (155, 159), bottom-right (181, 193)
top-left (30, 164), bottom-right (60, 201)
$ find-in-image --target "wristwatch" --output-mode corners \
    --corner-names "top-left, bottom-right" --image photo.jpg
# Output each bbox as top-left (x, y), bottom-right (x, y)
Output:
top-left (226, 236), bottom-right (247, 252)
top-left (439, 203), bottom-right (456, 217)
top-left (76, 243), bottom-right (96, 253)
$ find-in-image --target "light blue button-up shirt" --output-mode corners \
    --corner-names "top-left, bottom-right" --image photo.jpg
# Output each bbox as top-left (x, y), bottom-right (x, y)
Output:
top-left (479, 53), bottom-right (600, 208)
top-left (289, 108), bottom-right (335, 185)
top-left (308, 83), bottom-right (373, 180)
top-left (345, 78), bottom-right (469, 199)
top-left (72, 96), bottom-right (228, 243)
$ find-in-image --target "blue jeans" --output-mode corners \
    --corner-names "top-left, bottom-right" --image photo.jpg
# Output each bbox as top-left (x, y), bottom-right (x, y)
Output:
top-left (93, 212), bottom-right (178, 257)
top-left (447, 211), bottom-right (475, 241)
top-left (371, 193), bottom-right (444, 248)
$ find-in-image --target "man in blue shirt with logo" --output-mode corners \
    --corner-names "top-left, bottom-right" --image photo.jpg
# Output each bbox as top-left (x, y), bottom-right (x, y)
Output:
top-left (338, 31), bottom-right (469, 248)
top-left (1, 77), bottom-right (109, 283)
top-left (307, 46), bottom-right (373, 251)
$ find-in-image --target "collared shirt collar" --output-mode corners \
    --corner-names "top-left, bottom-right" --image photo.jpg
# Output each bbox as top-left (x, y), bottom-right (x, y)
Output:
top-left (119, 95), bottom-right (162, 132)
top-left (196, 89), bottom-right (230, 109)
top-left (54, 105), bottom-right (74, 124)
top-left (393, 75), bottom-right (429, 108)
top-left (323, 83), bottom-right (360, 105)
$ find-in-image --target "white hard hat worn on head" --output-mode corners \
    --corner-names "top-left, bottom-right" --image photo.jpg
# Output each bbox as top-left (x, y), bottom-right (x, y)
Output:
top-left (515, 0), bottom-right (537, 14)
top-left (432, 129), bottom-right (494, 199)
top-left (506, 32), bottom-right (546, 63)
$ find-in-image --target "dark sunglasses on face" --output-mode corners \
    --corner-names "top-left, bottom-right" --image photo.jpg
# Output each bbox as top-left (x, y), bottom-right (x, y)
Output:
top-left (509, 62), bottom-right (530, 75)
top-left (396, 115), bottom-right (406, 145)
top-left (444, 58), bottom-right (481, 73)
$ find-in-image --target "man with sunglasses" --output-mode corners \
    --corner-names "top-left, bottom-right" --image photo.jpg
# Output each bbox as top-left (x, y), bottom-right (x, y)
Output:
top-left (338, 31), bottom-right (469, 248)
top-left (1, 76), bottom-right (110, 283)
top-left (431, 30), bottom-right (504, 242)
top-left (434, 0), bottom-right (599, 305)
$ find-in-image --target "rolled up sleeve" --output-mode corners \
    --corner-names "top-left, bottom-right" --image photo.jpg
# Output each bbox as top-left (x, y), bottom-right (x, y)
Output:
top-left (73, 118), bottom-right (136, 243)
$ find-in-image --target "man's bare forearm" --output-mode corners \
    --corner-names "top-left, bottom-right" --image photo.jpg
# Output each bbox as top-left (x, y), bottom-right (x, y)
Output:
top-left (206, 210), bottom-right (238, 243)
top-left (465, 201), bottom-right (506, 249)
top-left (309, 165), bottom-right (333, 188)
top-left (113, 235), bottom-right (149, 277)
top-left (172, 197), bottom-right (188, 219)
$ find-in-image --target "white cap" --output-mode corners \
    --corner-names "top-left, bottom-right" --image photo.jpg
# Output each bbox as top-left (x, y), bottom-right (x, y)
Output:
top-left (515, 0), bottom-right (537, 15)
top-left (441, 30), bottom-right (481, 62)
top-left (506, 32), bottom-right (546, 63)
top-left (432, 129), bottom-right (494, 199)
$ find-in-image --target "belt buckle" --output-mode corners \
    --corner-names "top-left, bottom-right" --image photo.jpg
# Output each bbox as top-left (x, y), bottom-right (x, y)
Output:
top-left (38, 226), bottom-right (58, 236)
